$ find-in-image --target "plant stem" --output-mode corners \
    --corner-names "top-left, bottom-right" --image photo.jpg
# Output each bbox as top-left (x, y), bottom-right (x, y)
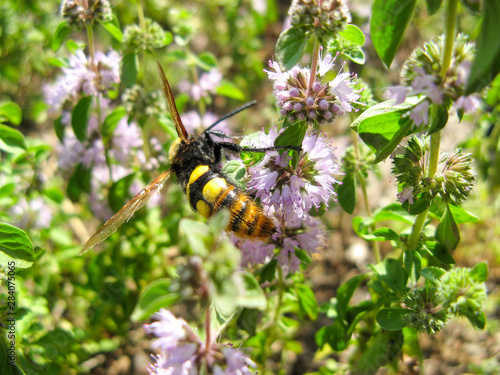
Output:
top-left (407, 0), bottom-right (457, 250)
top-left (306, 38), bottom-right (320, 97)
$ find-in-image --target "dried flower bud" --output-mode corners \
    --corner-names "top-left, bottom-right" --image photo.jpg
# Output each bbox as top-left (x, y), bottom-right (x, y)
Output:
top-left (289, 0), bottom-right (351, 40)
top-left (61, 0), bottom-right (112, 28)
top-left (123, 18), bottom-right (171, 52)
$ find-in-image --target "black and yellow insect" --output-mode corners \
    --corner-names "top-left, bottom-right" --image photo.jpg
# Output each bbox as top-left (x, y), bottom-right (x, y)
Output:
top-left (80, 63), bottom-right (298, 254)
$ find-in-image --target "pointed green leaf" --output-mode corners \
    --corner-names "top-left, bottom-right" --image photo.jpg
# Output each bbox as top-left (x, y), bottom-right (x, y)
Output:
top-left (102, 106), bottom-right (127, 139)
top-left (336, 274), bottom-right (367, 322)
top-left (237, 272), bottom-right (267, 310)
top-left (427, 103), bottom-right (449, 135)
top-left (351, 98), bottom-right (420, 163)
top-left (423, 241), bottom-right (455, 264)
top-left (71, 96), bottom-right (93, 142)
top-left (215, 81), bottom-right (245, 100)
top-left (337, 172), bottom-right (356, 214)
top-left (52, 21), bottom-right (73, 51)
top-left (0, 102), bottom-right (22, 125)
top-left (371, 258), bottom-right (408, 296)
top-left (296, 284), bottom-right (318, 320)
top-left (276, 26), bottom-right (309, 70)
top-left (362, 227), bottom-right (399, 241)
top-left (420, 266), bottom-right (446, 284)
top-left (448, 203), bottom-right (479, 224)
top-left (274, 120), bottom-right (307, 148)
top-left (121, 53), bottom-right (138, 88)
top-left (100, 17), bottom-right (123, 42)
top-left (0, 125), bottom-right (27, 152)
top-left (0, 223), bottom-right (34, 263)
top-left (370, 0), bottom-right (417, 67)
top-left (339, 24), bottom-right (365, 46)
top-left (376, 308), bottom-right (412, 330)
top-left (435, 204), bottom-right (460, 251)
top-left (426, 0), bottom-right (442, 15)
top-left (353, 330), bottom-right (403, 374)
top-left (466, 0), bottom-right (500, 94)
top-left (470, 261), bottom-right (488, 283)
top-left (131, 278), bottom-right (179, 321)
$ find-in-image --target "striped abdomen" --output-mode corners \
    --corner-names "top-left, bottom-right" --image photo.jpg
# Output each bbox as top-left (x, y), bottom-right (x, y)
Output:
top-left (185, 165), bottom-right (275, 240)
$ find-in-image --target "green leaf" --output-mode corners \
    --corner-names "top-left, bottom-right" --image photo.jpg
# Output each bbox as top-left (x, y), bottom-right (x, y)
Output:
top-left (402, 193), bottom-right (432, 215)
top-left (100, 17), bottom-right (123, 42)
top-left (371, 258), bottom-right (408, 296)
top-left (102, 106), bottom-right (127, 139)
top-left (0, 124), bottom-right (27, 152)
top-left (276, 26), bottom-right (309, 70)
top-left (467, 309), bottom-right (486, 330)
top-left (465, 0), bottom-right (500, 94)
top-left (197, 52), bottom-right (218, 69)
top-left (67, 163), bottom-right (91, 201)
top-left (54, 115), bottom-right (65, 143)
top-left (274, 120), bottom-right (307, 148)
top-left (258, 258), bottom-right (278, 283)
top-left (448, 203), bottom-right (479, 224)
top-left (420, 266), bottom-right (446, 284)
top-left (215, 81), bottom-right (245, 101)
top-left (351, 98), bottom-right (420, 163)
top-left (370, 0), bottom-right (417, 67)
top-left (361, 227), bottom-right (399, 241)
top-left (427, 103), bottom-right (449, 135)
top-left (337, 172), bottom-right (356, 214)
top-left (179, 219), bottom-right (209, 257)
top-left (131, 278), bottom-right (179, 321)
top-left (236, 272), bottom-right (267, 310)
top-left (376, 308), bottom-right (412, 330)
top-left (423, 241), bottom-right (455, 264)
top-left (296, 284), bottom-right (318, 320)
top-left (0, 223), bottom-right (34, 263)
top-left (315, 321), bottom-right (348, 351)
top-left (353, 330), bottom-right (403, 374)
top-left (108, 173), bottom-right (136, 212)
top-left (404, 249), bottom-right (422, 283)
top-left (339, 24), bottom-right (365, 46)
top-left (336, 274), bottom-right (367, 322)
top-left (0, 101), bottom-right (22, 125)
top-left (121, 53), bottom-right (138, 88)
top-left (237, 308), bottom-right (261, 336)
top-left (470, 261), bottom-right (488, 283)
top-left (52, 21), bottom-right (73, 51)
top-left (425, 0), bottom-right (442, 15)
top-left (435, 203), bottom-right (460, 251)
top-left (71, 96), bottom-right (93, 142)
top-left (373, 203), bottom-right (414, 224)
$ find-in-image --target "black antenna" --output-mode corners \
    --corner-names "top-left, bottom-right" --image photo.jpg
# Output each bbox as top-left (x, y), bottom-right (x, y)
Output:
top-left (202, 100), bottom-right (257, 134)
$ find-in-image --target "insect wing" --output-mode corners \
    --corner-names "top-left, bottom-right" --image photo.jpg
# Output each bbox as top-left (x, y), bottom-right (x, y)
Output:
top-left (80, 170), bottom-right (172, 255)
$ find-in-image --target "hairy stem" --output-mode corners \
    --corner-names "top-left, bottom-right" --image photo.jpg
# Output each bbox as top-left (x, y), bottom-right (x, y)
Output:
top-left (306, 38), bottom-right (320, 97)
top-left (407, 0), bottom-right (457, 249)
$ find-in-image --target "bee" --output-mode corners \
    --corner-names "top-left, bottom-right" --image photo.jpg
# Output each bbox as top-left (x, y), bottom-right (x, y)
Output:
top-left (80, 62), bottom-right (299, 254)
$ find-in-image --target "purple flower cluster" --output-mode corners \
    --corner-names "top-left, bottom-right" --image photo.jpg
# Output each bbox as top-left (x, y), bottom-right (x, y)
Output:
top-left (387, 35), bottom-right (480, 126)
top-left (247, 126), bottom-right (340, 223)
top-left (234, 126), bottom-right (338, 273)
top-left (179, 69), bottom-right (223, 100)
top-left (43, 49), bottom-right (120, 112)
top-left (265, 51), bottom-right (360, 123)
top-left (144, 309), bottom-right (256, 375)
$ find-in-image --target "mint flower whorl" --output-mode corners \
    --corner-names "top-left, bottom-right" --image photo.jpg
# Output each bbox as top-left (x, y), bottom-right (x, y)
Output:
top-left (289, 0), bottom-right (351, 40)
top-left (392, 137), bottom-right (476, 205)
top-left (387, 34), bottom-right (480, 126)
top-left (247, 126), bottom-right (340, 224)
top-left (265, 53), bottom-right (360, 124)
top-left (144, 309), bottom-right (256, 374)
top-left (61, 0), bottom-right (112, 28)
top-left (123, 18), bottom-right (171, 52)
top-left (403, 287), bottom-right (449, 334)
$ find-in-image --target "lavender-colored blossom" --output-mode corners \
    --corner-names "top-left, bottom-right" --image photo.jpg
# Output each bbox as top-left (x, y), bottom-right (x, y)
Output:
top-left (9, 197), bottom-right (53, 230)
top-left (109, 118), bottom-right (143, 164)
top-left (235, 211), bottom-right (326, 274)
top-left (410, 101), bottom-right (430, 126)
top-left (179, 69), bottom-right (222, 100)
top-left (247, 126), bottom-right (340, 224)
top-left (396, 186), bottom-right (414, 205)
top-left (145, 309), bottom-right (256, 374)
top-left (265, 51), bottom-right (360, 123)
top-left (181, 111), bottom-right (230, 135)
top-left (43, 49), bottom-right (121, 112)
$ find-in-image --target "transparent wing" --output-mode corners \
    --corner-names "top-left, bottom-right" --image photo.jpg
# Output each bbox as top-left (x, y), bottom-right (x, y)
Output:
top-left (80, 170), bottom-right (172, 255)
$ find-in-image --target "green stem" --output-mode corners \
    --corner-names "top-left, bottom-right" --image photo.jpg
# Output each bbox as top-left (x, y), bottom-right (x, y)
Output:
top-left (306, 38), bottom-right (320, 97)
top-left (407, 0), bottom-right (457, 249)
top-left (351, 129), bottom-right (380, 262)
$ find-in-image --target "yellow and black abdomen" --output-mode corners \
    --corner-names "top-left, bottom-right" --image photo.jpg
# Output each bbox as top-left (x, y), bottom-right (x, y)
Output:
top-left (185, 165), bottom-right (275, 240)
